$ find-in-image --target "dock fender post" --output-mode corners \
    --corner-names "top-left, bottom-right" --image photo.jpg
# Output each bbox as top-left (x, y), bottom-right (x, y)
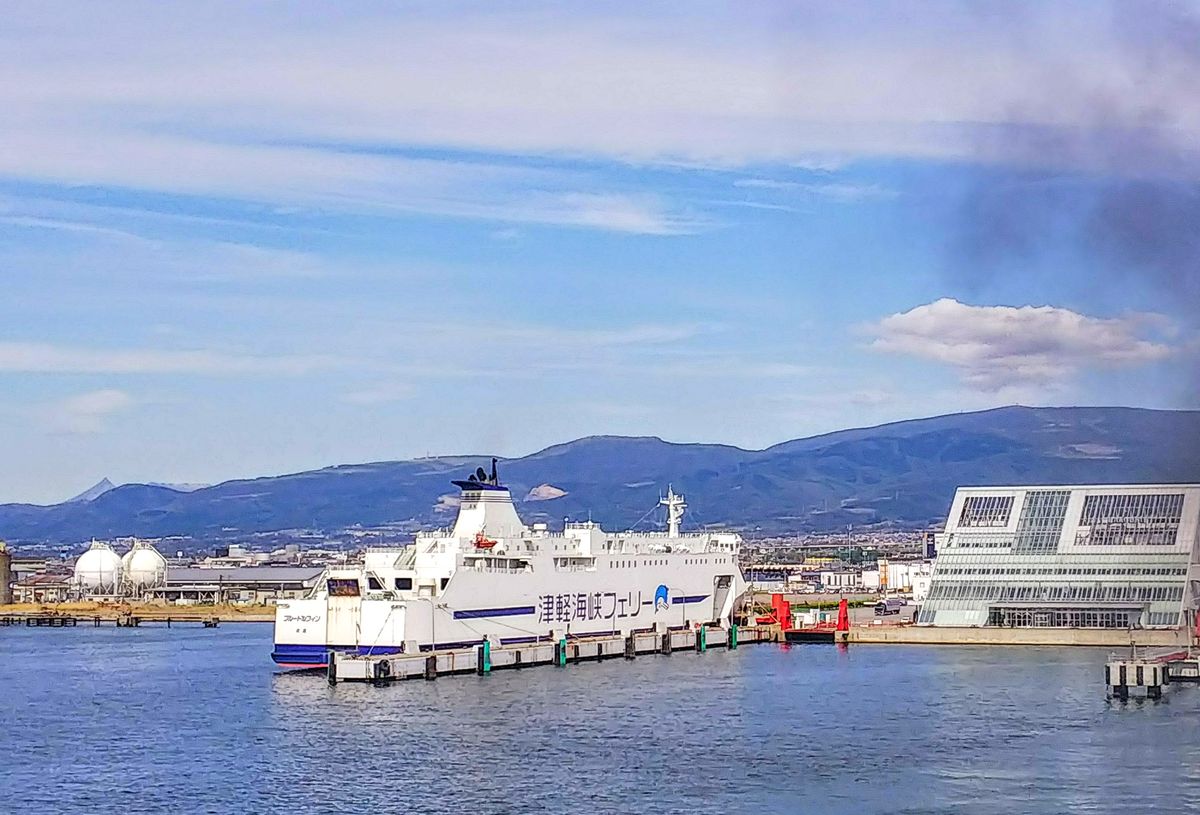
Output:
top-left (557, 638), bottom-right (568, 667)
top-left (326, 651), bottom-right (337, 686)
top-left (477, 637), bottom-right (492, 675)
top-left (424, 654), bottom-right (437, 681)
top-left (729, 623), bottom-right (738, 650)
top-left (696, 626), bottom-right (706, 653)
top-left (661, 632), bottom-right (671, 655)
top-left (624, 634), bottom-right (636, 660)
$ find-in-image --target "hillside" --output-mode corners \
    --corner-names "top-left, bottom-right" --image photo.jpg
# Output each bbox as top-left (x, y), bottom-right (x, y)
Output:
top-left (2, 405), bottom-right (1198, 544)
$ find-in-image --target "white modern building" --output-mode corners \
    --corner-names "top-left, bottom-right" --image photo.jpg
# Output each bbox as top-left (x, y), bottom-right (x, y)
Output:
top-left (919, 484), bottom-right (1200, 630)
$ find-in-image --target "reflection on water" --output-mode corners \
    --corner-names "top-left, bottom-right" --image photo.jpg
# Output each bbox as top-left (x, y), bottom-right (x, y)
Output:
top-left (5, 625), bottom-right (1200, 814)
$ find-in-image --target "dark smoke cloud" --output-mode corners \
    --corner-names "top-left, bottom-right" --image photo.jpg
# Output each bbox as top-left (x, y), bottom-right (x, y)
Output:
top-left (951, 0), bottom-right (1200, 404)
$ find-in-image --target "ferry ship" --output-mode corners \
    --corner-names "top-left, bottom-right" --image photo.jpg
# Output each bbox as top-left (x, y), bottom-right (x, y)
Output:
top-left (272, 462), bottom-right (746, 668)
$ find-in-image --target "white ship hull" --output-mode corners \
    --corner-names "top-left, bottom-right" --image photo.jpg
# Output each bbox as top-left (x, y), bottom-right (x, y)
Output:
top-left (272, 468), bottom-right (745, 667)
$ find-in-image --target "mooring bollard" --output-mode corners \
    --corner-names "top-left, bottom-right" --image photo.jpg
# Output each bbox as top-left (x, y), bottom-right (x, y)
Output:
top-left (374, 658), bottom-right (392, 686)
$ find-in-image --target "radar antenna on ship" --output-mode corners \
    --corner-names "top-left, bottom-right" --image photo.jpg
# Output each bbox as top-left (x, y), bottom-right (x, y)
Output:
top-left (659, 485), bottom-right (687, 537)
top-left (451, 458), bottom-right (502, 490)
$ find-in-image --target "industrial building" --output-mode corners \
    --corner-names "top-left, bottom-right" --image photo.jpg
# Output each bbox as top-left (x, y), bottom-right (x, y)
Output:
top-left (13, 573), bottom-right (72, 604)
top-left (0, 541), bottom-right (11, 605)
top-left (151, 566), bottom-right (323, 604)
top-left (919, 484), bottom-right (1200, 630)
top-left (862, 559), bottom-right (934, 596)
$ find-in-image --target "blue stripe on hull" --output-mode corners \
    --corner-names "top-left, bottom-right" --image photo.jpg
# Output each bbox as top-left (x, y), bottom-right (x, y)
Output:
top-left (499, 635), bottom-right (540, 645)
top-left (672, 594), bottom-right (709, 605)
top-left (419, 639), bottom-right (485, 651)
top-left (452, 605), bottom-right (535, 620)
top-left (271, 643), bottom-right (403, 667)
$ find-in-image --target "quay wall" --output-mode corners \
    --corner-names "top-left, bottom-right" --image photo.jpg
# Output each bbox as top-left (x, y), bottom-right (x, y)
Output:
top-left (849, 625), bottom-right (1191, 647)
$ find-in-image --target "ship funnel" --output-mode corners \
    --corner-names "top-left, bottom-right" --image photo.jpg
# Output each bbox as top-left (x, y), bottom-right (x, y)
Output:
top-left (450, 465), bottom-right (525, 539)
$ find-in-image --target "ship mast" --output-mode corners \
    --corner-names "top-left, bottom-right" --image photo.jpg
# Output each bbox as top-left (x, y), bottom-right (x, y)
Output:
top-left (660, 485), bottom-right (687, 537)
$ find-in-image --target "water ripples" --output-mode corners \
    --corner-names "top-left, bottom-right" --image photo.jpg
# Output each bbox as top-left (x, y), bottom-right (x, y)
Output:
top-left (4, 627), bottom-right (1200, 813)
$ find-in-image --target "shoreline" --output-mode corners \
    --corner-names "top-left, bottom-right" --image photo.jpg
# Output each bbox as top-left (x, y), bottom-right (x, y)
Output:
top-left (0, 602), bottom-right (275, 623)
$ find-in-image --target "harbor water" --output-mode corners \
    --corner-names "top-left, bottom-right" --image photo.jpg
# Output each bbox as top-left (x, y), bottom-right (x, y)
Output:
top-left (4, 625), bottom-right (1200, 814)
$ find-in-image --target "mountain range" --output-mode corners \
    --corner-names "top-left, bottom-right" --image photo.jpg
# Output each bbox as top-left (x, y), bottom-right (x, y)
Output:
top-left (2, 405), bottom-right (1198, 545)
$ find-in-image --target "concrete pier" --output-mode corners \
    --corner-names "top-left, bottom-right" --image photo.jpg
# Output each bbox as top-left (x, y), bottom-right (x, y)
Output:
top-left (329, 625), bottom-right (778, 684)
top-left (850, 625), bottom-right (1191, 648)
top-left (1106, 657), bottom-right (1169, 700)
top-left (1105, 650), bottom-right (1200, 700)
top-left (0, 614), bottom-right (79, 628)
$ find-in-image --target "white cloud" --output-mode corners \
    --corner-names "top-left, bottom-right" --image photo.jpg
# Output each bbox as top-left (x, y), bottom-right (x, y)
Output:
top-left (733, 179), bottom-right (896, 202)
top-left (869, 298), bottom-right (1175, 390)
top-left (0, 342), bottom-right (344, 376)
top-left (0, 1), bottom-right (1196, 227)
top-left (48, 388), bottom-right (134, 434)
top-left (0, 127), bottom-right (695, 234)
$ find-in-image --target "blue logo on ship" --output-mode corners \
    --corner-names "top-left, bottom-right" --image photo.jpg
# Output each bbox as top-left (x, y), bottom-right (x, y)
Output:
top-left (654, 584), bottom-right (670, 612)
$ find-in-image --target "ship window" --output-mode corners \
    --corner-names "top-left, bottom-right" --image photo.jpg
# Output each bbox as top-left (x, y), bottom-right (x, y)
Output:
top-left (395, 577), bottom-right (413, 590)
top-left (326, 578), bottom-right (359, 597)
top-left (367, 576), bottom-right (383, 591)
top-left (440, 577), bottom-right (449, 590)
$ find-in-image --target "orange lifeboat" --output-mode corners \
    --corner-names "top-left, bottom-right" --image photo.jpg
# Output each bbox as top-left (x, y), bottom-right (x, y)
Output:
top-left (474, 532), bottom-right (498, 550)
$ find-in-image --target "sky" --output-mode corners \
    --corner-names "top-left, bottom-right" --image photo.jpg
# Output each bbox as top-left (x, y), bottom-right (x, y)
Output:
top-left (1, 1), bottom-right (1198, 504)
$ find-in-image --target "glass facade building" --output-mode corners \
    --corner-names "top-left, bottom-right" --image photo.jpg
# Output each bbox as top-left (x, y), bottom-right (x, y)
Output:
top-left (919, 485), bottom-right (1200, 629)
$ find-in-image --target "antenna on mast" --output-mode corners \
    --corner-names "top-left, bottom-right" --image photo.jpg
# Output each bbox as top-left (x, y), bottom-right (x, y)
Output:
top-left (659, 485), bottom-right (686, 537)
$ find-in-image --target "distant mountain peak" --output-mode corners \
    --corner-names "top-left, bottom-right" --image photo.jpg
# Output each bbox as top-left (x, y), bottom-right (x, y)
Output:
top-left (4, 405), bottom-right (1198, 544)
top-left (66, 478), bottom-right (116, 503)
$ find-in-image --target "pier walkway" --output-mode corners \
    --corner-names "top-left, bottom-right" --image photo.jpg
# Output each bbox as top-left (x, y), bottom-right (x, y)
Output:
top-left (328, 624), bottom-right (779, 684)
top-left (1, 612), bottom-right (225, 628)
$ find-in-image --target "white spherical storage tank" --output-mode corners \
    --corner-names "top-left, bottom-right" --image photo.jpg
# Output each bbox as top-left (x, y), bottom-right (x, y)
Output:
top-left (121, 541), bottom-right (167, 592)
top-left (74, 541), bottom-right (123, 594)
